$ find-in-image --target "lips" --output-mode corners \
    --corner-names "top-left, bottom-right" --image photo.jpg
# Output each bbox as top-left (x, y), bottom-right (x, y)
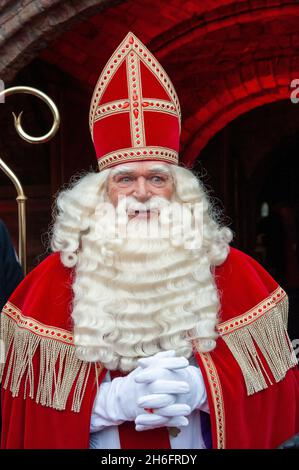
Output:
top-left (128, 209), bottom-right (159, 218)
top-left (133, 210), bottom-right (150, 218)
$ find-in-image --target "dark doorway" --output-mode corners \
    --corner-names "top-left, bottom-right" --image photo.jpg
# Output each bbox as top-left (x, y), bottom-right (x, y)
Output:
top-left (193, 100), bottom-right (299, 340)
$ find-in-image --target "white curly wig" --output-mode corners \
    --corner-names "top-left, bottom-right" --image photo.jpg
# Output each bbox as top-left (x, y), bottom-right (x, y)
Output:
top-left (50, 164), bottom-right (233, 372)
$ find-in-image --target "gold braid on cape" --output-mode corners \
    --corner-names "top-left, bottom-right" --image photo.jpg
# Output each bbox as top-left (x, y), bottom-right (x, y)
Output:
top-left (0, 286), bottom-right (297, 412)
top-left (217, 286), bottom-right (297, 395)
top-left (0, 302), bottom-right (102, 412)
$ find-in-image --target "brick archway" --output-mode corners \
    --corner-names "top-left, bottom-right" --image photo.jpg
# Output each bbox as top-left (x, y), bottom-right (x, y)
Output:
top-left (182, 61), bottom-right (298, 167)
top-left (148, 1), bottom-right (299, 167)
top-left (1, 0), bottom-right (299, 166)
top-left (0, 0), bottom-right (124, 82)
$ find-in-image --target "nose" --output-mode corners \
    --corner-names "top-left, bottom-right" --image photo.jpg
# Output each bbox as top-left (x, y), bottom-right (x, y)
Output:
top-left (132, 177), bottom-right (151, 202)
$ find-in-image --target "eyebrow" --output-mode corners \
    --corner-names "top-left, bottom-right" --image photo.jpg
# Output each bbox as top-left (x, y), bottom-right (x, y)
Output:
top-left (111, 166), bottom-right (172, 178)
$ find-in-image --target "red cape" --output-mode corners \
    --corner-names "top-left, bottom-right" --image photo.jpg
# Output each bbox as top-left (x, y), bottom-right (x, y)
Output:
top-left (1, 247), bottom-right (299, 448)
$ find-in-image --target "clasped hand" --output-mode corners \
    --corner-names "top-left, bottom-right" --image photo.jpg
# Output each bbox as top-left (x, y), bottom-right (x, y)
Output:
top-left (133, 350), bottom-right (206, 432)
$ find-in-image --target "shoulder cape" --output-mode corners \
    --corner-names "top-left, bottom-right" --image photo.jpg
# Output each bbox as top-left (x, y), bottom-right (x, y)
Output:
top-left (1, 247), bottom-right (299, 448)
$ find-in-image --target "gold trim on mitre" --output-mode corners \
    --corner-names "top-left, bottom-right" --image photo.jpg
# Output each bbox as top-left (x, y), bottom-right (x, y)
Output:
top-left (217, 286), bottom-right (297, 395)
top-left (0, 302), bottom-right (103, 412)
top-left (98, 146), bottom-right (178, 171)
top-left (89, 31), bottom-right (181, 142)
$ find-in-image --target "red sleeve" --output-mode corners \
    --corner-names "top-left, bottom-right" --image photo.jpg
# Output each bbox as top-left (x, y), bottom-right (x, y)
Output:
top-left (214, 246), bottom-right (279, 323)
top-left (0, 253), bottom-right (103, 449)
top-left (195, 246), bottom-right (299, 449)
top-left (7, 252), bottom-right (74, 330)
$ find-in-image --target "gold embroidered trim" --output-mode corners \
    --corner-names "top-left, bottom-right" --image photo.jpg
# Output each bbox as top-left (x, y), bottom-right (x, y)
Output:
top-left (127, 52), bottom-right (145, 148)
top-left (217, 286), bottom-right (287, 335)
top-left (94, 99), bottom-right (178, 123)
top-left (141, 100), bottom-right (179, 116)
top-left (196, 350), bottom-right (226, 449)
top-left (2, 302), bottom-right (74, 344)
top-left (0, 305), bottom-right (103, 412)
top-left (98, 146), bottom-right (178, 171)
top-left (89, 32), bottom-right (181, 139)
top-left (94, 100), bottom-right (131, 121)
top-left (218, 292), bottom-right (297, 396)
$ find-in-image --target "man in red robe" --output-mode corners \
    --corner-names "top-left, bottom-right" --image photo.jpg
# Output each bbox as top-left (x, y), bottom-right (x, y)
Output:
top-left (1, 32), bottom-right (299, 449)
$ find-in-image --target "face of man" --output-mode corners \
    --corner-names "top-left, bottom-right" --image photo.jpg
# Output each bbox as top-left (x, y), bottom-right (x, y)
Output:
top-left (67, 164), bottom-right (222, 370)
top-left (107, 161), bottom-right (174, 220)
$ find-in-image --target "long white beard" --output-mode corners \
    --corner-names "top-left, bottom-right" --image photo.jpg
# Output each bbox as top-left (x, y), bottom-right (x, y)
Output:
top-left (72, 197), bottom-right (220, 372)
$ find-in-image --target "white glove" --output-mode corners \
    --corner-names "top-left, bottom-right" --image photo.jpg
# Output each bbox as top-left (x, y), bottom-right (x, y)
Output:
top-left (136, 361), bottom-right (207, 412)
top-left (91, 351), bottom-right (191, 432)
top-left (135, 414), bottom-right (189, 432)
top-left (134, 350), bottom-right (208, 431)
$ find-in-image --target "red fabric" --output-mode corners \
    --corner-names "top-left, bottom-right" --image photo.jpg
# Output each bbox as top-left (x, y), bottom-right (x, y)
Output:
top-left (139, 61), bottom-right (170, 101)
top-left (199, 248), bottom-right (299, 449)
top-left (0, 256), bottom-right (100, 449)
top-left (144, 112), bottom-right (180, 151)
top-left (110, 370), bottom-right (171, 449)
top-left (1, 247), bottom-right (299, 449)
top-left (94, 112), bottom-right (132, 158)
top-left (90, 33), bottom-right (181, 169)
top-left (99, 61), bottom-right (128, 105)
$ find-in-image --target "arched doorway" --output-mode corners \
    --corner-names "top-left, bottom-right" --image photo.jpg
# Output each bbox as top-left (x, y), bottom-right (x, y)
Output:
top-left (193, 99), bottom-right (299, 339)
top-left (1, 0), bottom-right (299, 281)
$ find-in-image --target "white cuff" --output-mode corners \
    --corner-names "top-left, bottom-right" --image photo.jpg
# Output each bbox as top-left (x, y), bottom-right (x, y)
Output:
top-left (90, 380), bottom-right (126, 433)
top-left (188, 366), bottom-right (210, 414)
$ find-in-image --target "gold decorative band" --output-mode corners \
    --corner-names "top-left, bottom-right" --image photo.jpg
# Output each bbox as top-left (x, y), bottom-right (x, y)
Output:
top-left (196, 350), bottom-right (226, 449)
top-left (93, 100), bottom-right (130, 122)
top-left (98, 146), bottom-right (178, 171)
top-left (217, 286), bottom-right (286, 335)
top-left (3, 301), bottom-right (74, 345)
top-left (218, 289), bottom-right (297, 396)
top-left (1, 302), bottom-right (104, 413)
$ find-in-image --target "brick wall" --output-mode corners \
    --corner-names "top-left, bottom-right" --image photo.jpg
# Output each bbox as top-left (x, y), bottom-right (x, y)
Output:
top-left (1, 0), bottom-right (299, 167)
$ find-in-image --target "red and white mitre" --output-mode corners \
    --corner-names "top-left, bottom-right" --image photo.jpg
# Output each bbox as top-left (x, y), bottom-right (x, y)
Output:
top-left (89, 32), bottom-right (181, 171)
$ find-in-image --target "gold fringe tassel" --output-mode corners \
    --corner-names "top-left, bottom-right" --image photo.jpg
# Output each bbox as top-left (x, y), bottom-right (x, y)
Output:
top-left (280, 294), bottom-right (289, 328)
top-left (0, 314), bottom-right (93, 412)
top-left (221, 296), bottom-right (297, 395)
